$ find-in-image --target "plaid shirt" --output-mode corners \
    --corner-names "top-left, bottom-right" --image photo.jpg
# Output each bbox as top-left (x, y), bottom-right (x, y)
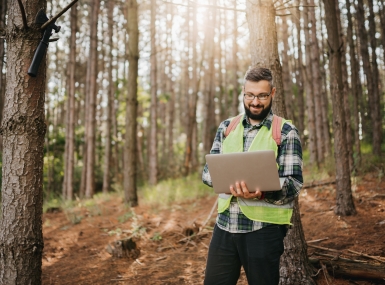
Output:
top-left (202, 111), bottom-right (303, 233)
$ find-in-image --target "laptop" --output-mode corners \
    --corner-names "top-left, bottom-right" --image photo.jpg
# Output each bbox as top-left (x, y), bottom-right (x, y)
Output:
top-left (205, 150), bottom-right (285, 194)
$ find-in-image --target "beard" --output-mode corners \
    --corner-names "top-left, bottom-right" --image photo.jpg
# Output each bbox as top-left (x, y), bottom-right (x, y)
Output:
top-left (244, 99), bottom-right (273, 121)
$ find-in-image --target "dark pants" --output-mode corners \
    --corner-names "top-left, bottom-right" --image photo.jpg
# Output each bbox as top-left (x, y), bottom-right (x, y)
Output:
top-left (204, 224), bottom-right (287, 285)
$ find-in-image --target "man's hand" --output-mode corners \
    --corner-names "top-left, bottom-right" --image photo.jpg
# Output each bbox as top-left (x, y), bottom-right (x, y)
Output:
top-left (230, 181), bottom-right (263, 199)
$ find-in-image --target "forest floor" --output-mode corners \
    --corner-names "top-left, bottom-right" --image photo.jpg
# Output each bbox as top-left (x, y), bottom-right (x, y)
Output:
top-left (41, 172), bottom-right (385, 285)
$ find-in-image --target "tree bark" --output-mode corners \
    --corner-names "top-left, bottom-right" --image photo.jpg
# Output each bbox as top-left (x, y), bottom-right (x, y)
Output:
top-left (124, 0), bottom-right (139, 206)
top-left (0, 1), bottom-right (47, 283)
top-left (336, 1), bottom-right (354, 172)
top-left (85, 0), bottom-right (100, 198)
top-left (322, 0), bottom-right (356, 216)
top-left (302, 0), bottom-right (318, 167)
top-left (293, 0), bottom-right (305, 144)
top-left (345, 0), bottom-right (362, 169)
top-left (309, 0), bottom-right (325, 164)
top-left (355, 0), bottom-right (376, 152)
top-left (63, 2), bottom-right (77, 200)
top-left (102, 0), bottom-right (114, 194)
top-left (0, 0), bottom-right (7, 153)
top-left (149, 0), bottom-right (158, 185)
top-left (183, 2), bottom-right (198, 176)
top-left (366, 0), bottom-right (382, 157)
top-left (231, 0), bottom-right (239, 117)
top-left (203, 0), bottom-right (217, 156)
top-left (246, 1), bottom-right (315, 284)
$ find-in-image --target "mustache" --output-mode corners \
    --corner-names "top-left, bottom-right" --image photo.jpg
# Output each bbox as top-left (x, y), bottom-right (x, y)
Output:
top-left (250, 104), bottom-right (263, 108)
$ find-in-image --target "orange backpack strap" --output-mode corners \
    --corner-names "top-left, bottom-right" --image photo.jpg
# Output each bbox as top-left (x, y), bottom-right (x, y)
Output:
top-left (224, 114), bottom-right (243, 137)
top-left (272, 115), bottom-right (282, 146)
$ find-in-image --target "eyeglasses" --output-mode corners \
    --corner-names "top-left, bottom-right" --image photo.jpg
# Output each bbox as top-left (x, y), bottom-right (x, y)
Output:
top-left (243, 91), bottom-right (271, 101)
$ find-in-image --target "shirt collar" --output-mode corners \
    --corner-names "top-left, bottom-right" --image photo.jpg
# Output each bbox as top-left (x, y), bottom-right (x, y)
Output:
top-left (242, 110), bottom-right (274, 129)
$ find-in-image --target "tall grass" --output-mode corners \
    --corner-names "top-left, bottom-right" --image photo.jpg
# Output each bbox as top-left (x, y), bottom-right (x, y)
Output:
top-left (138, 173), bottom-right (215, 208)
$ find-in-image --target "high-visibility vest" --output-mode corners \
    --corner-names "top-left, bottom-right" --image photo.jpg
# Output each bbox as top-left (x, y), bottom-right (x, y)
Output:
top-left (217, 114), bottom-right (294, 225)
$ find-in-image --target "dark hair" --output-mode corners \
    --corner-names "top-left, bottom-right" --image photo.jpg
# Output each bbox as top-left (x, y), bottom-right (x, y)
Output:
top-left (244, 67), bottom-right (274, 89)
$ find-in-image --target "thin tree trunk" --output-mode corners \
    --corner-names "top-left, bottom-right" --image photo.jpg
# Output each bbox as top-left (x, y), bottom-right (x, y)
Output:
top-left (63, 3), bottom-right (77, 200)
top-left (302, 0), bottom-right (318, 167)
top-left (231, 0), bottom-right (239, 117)
top-left (309, 0), bottom-right (325, 164)
top-left (124, 0), bottom-right (139, 206)
top-left (345, 0), bottom-right (362, 168)
top-left (203, 0), bottom-right (217, 156)
top-left (166, 7), bottom-right (175, 175)
top-left (366, 0), bottom-right (382, 156)
top-left (355, 0), bottom-right (375, 151)
top-left (85, 0), bottom-right (100, 198)
top-left (336, 1), bottom-right (354, 172)
top-left (379, 1), bottom-right (385, 61)
top-left (322, 0), bottom-right (356, 216)
top-left (0, 1), bottom-right (47, 283)
top-left (246, 1), bottom-right (315, 284)
top-left (318, 0), bottom-right (332, 158)
top-left (0, 0), bottom-right (6, 153)
top-left (280, 16), bottom-right (293, 120)
top-left (148, 0), bottom-right (158, 185)
top-left (184, 1), bottom-right (199, 176)
top-left (103, 0), bottom-right (114, 194)
top-left (293, 0), bottom-right (305, 144)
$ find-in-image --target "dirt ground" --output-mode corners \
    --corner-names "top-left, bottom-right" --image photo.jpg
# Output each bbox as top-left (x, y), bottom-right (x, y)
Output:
top-left (42, 174), bottom-right (385, 285)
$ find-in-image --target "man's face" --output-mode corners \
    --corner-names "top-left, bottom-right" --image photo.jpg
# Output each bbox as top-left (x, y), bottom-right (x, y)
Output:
top-left (243, 80), bottom-right (275, 123)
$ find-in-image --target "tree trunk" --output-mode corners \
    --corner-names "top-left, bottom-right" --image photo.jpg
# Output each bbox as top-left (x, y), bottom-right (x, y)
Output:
top-left (124, 0), bottom-right (139, 206)
top-left (345, 0), bottom-right (362, 168)
top-left (183, 2), bottom-right (199, 176)
top-left (379, 1), bottom-right (385, 61)
top-left (102, 0), bottom-right (114, 194)
top-left (0, 1), bottom-right (47, 283)
top-left (85, 0), bottom-right (100, 198)
top-left (302, 0), bottom-right (318, 167)
top-left (0, 0), bottom-right (6, 135)
top-left (355, 0), bottom-right (375, 151)
top-left (317, 0), bottom-right (332, 158)
top-left (203, 1), bottom-right (217, 156)
top-left (149, 0), bottom-right (158, 185)
top-left (63, 3), bottom-right (77, 200)
top-left (246, 1), bottom-right (315, 284)
top-left (322, 0), bottom-right (356, 216)
top-left (309, 0), bottom-right (325, 164)
top-left (366, 0), bottom-right (382, 157)
top-left (231, 0), bottom-right (239, 117)
top-left (336, 1), bottom-right (354, 172)
top-left (280, 16), bottom-right (293, 120)
top-left (293, 0), bottom-right (305, 144)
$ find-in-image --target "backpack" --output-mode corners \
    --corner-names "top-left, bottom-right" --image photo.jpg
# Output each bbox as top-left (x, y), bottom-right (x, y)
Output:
top-left (224, 114), bottom-right (283, 146)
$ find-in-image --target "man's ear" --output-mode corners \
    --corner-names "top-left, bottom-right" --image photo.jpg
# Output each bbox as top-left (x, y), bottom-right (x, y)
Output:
top-left (271, 87), bottom-right (277, 99)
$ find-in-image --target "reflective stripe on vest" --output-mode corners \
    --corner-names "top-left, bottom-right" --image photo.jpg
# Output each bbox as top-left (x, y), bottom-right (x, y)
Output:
top-left (218, 115), bottom-right (293, 225)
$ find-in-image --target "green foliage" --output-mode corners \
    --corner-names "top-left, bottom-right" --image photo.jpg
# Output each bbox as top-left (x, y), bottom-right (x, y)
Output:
top-left (138, 173), bottom-right (215, 208)
top-left (118, 211), bottom-right (134, 223)
top-left (150, 232), bottom-right (162, 241)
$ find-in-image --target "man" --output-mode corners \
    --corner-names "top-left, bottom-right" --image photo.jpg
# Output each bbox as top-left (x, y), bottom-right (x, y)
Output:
top-left (202, 67), bottom-right (303, 285)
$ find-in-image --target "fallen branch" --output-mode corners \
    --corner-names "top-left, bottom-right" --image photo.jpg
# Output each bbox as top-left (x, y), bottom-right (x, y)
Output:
top-left (320, 261), bottom-right (332, 285)
top-left (348, 249), bottom-right (385, 263)
top-left (307, 237), bottom-right (329, 244)
top-left (200, 199), bottom-right (218, 232)
top-left (310, 255), bottom-right (385, 280)
top-left (155, 256), bottom-right (167, 261)
top-left (303, 180), bottom-right (335, 189)
top-left (308, 244), bottom-right (343, 254)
